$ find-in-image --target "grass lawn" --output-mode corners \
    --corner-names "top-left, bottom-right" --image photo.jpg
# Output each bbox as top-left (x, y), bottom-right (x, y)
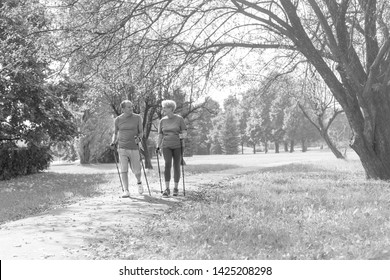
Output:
top-left (0, 172), bottom-right (111, 224)
top-left (91, 159), bottom-right (390, 260)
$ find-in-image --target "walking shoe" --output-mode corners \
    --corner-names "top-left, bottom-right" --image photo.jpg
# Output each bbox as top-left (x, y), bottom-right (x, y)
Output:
top-left (121, 190), bottom-right (130, 198)
top-left (162, 188), bottom-right (170, 197)
top-left (137, 182), bottom-right (143, 195)
top-left (173, 188), bottom-right (179, 196)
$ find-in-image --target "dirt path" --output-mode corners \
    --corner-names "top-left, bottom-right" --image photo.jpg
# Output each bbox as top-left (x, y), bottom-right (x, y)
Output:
top-left (0, 151), bottom-right (346, 259)
top-left (0, 166), bottom-right (261, 259)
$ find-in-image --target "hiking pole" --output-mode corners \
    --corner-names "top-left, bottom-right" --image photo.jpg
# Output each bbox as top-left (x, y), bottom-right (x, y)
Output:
top-left (135, 136), bottom-right (151, 196)
top-left (180, 139), bottom-right (186, 196)
top-left (111, 144), bottom-right (124, 193)
top-left (156, 148), bottom-right (163, 194)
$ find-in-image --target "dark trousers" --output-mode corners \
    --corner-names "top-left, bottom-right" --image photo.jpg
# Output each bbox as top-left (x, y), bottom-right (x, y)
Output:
top-left (162, 147), bottom-right (182, 183)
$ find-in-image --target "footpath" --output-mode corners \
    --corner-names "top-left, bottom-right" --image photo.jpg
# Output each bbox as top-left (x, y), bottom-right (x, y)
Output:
top-left (0, 166), bottom-right (260, 260)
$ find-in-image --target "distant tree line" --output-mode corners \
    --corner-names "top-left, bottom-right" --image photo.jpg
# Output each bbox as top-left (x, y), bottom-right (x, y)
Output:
top-left (185, 73), bottom-right (351, 158)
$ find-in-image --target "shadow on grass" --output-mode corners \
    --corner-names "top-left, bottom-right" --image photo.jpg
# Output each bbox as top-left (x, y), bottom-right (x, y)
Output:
top-left (132, 195), bottom-right (183, 207)
top-left (0, 172), bottom-right (112, 225)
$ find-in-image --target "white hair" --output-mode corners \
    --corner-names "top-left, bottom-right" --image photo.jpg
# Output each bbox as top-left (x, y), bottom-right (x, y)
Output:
top-left (162, 100), bottom-right (176, 111)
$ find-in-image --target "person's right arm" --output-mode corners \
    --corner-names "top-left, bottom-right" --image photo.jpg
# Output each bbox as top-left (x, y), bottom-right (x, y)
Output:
top-left (111, 118), bottom-right (118, 146)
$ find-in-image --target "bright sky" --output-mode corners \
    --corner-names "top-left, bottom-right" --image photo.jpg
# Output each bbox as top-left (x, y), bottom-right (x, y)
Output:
top-left (207, 84), bottom-right (248, 106)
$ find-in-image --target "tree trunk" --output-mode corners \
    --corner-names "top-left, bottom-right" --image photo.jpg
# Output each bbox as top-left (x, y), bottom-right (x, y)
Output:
top-left (141, 137), bottom-right (153, 169)
top-left (79, 140), bottom-right (90, 164)
top-left (351, 140), bottom-right (390, 180)
top-left (207, 142), bottom-right (211, 155)
top-left (253, 143), bottom-right (256, 154)
top-left (349, 104), bottom-right (390, 180)
top-left (275, 141), bottom-right (280, 153)
top-left (289, 140), bottom-right (294, 153)
top-left (241, 142), bottom-right (244, 154)
top-left (264, 142), bottom-right (268, 153)
top-left (301, 139), bottom-right (307, 152)
top-left (322, 132), bottom-right (344, 159)
top-left (284, 141), bottom-right (288, 152)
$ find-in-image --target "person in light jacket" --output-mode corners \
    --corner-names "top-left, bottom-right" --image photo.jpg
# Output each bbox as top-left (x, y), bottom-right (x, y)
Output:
top-left (156, 100), bottom-right (187, 197)
top-left (111, 100), bottom-right (144, 198)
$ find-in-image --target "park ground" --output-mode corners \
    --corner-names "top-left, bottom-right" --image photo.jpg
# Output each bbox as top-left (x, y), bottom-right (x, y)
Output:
top-left (1, 150), bottom-right (390, 260)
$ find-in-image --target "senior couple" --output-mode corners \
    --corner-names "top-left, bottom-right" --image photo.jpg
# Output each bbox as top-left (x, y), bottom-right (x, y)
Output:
top-left (111, 99), bottom-right (186, 198)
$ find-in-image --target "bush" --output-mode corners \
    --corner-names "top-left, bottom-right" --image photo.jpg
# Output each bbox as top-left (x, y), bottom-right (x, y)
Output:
top-left (96, 146), bottom-right (116, 163)
top-left (0, 142), bottom-right (53, 180)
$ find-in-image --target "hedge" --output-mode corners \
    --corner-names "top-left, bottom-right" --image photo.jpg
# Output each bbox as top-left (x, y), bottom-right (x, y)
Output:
top-left (0, 142), bottom-right (53, 180)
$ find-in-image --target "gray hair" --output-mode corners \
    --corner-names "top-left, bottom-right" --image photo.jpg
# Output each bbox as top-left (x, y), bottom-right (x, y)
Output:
top-left (162, 100), bottom-right (176, 111)
top-left (120, 100), bottom-right (133, 109)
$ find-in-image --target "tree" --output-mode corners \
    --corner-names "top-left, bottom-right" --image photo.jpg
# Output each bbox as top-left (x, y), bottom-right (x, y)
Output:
top-left (77, 104), bottom-right (113, 164)
top-left (266, 75), bottom-right (293, 153)
top-left (47, 76), bottom-right (87, 162)
top-left (298, 74), bottom-right (345, 158)
top-left (221, 112), bottom-right (240, 154)
top-left (209, 114), bottom-right (224, 154)
top-left (243, 75), bottom-right (290, 154)
top-left (246, 119), bottom-right (262, 153)
top-left (243, 89), bottom-right (270, 153)
top-left (51, 0), bottom-right (390, 179)
top-left (0, 0), bottom-right (77, 146)
top-left (153, 0), bottom-right (390, 179)
top-left (328, 112), bottom-right (353, 157)
top-left (222, 94), bottom-right (249, 154)
top-left (51, 0), bottom-right (217, 167)
top-left (238, 109), bottom-right (249, 154)
top-left (187, 98), bottom-right (220, 155)
top-left (210, 132), bottom-right (223, 155)
top-left (294, 110), bottom-right (322, 152)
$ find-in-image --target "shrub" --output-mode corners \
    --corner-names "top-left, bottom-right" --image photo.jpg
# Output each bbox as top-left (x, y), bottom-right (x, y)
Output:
top-left (0, 142), bottom-right (53, 180)
top-left (96, 146), bottom-right (116, 163)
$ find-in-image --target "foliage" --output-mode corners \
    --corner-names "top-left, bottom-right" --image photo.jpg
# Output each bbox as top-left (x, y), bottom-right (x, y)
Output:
top-left (77, 105), bottom-right (114, 164)
top-left (328, 113), bottom-right (353, 155)
top-left (296, 71), bottom-right (345, 158)
top-left (0, 142), bottom-right (52, 180)
top-left (0, 0), bottom-right (77, 146)
top-left (245, 110), bottom-right (263, 151)
top-left (221, 112), bottom-right (240, 154)
top-left (210, 133), bottom-right (223, 155)
top-left (241, 73), bottom-right (331, 153)
top-left (243, 75), bottom-right (292, 152)
top-left (187, 98), bottom-right (220, 155)
top-left (222, 95), bottom-right (248, 153)
top-left (238, 108), bottom-right (249, 153)
top-left (51, 140), bottom-right (79, 162)
top-left (284, 105), bottom-right (321, 150)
